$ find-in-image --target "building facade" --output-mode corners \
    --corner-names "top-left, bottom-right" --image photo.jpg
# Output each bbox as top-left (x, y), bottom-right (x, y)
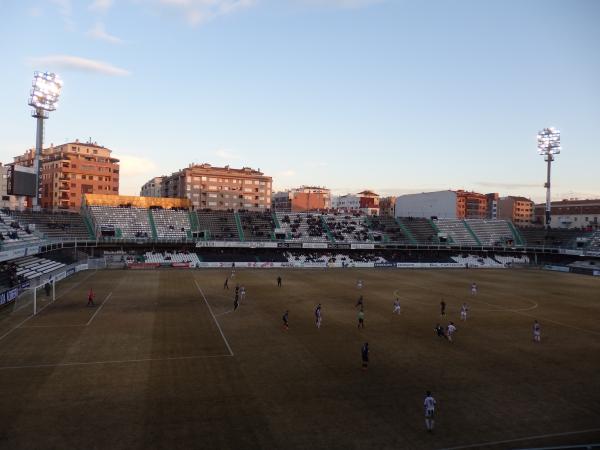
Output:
top-left (379, 196), bottom-right (397, 216)
top-left (13, 140), bottom-right (119, 211)
top-left (156, 163), bottom-right (272, 211)
top-left (140, 176), bottom-right (165, 198)
top-left (332, 191), bottom-right (379, 215)
top-left (498, 196), bottom-right (534, 226)
top-left (395, 190), bottom-right (496, 219)
top-left (272, 186), bottom-right (331, 212)
top-left (533, 199), bottom-right (600, 230)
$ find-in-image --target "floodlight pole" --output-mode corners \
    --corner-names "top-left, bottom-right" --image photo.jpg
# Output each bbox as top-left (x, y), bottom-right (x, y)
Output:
top-left (32, 107), bottom-right (46, 210)
top-left (544, 146), bottom-right (553, 230)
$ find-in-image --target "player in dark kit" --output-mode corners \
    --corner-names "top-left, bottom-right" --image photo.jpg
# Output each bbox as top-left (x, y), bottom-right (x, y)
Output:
top-left (87, 288), bottom-right (95, 307)
top-left (224, 277), bottom-right (229, 289)
top-left (440, 300), bottom-right (446, 316)
top-left (233, 292), bottom-right (239, 311)
top-left (361, 342), bottom-right (369, 370)
top-left (356, 295), bottom-right (364, 308)
top-left (44, 282), bottom-right (51, 297)
top-left (434, 323), bottom-right (445, 337)
top-left (282, 310), bottom-right (289, 330)
top-left (277, 276), bottom-right (282, 287)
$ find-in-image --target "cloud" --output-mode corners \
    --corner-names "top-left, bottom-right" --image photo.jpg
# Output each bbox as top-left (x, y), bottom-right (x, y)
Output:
top-left (117, 153), bottom-right (160, 195)
top-left (28, 55), bottom-right (131, 76)
top-left (215, 149), bottom-right (239, 160)
top-left (475, 181), bottom-right (540, 190)
top-left (89, 0), bottom-right (114, 12)
top-left (279, 169), bottom-right (296, 177)
top-left (155, 0), bottom-right (256, 26)
top-left (87, 22), bottom-right (123, 44)
top-left (28, 6), bottom-right (43, 17)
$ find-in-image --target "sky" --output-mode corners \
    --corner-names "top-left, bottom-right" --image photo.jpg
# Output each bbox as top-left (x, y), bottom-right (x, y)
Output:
top-left (0, 0), bottom-right (599, 202)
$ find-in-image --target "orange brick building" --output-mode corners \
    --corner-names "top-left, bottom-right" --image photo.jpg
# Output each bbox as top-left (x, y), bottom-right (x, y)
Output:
top-left (272, 186), bottom-right (331, 212)
top-left (13, 140), bottom-right (119, 211)
top-left (498, 196), bottom-right (534, 226)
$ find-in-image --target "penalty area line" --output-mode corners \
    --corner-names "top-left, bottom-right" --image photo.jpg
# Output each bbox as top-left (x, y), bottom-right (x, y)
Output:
top-left (0, 354), bottom-right (234, 371)
top-left (194, 280), bottom-right (234, 357)
top-left (86, 292), bottom-right (113, 326)
top-left (437, 427), bottom-right (600, 450)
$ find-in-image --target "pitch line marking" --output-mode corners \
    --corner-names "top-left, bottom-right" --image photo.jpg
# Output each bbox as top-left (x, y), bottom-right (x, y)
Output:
top-left (0, 270), bottom-right (98, 342)
top-left (0, 354), bottom-right (234, 371)
top-left (392, 289), bottom-right (538, 312)
top-left (215, 309), bottom-right (235, 317)
top-left (437, 426), bottom-right (600, 450)
top-left (86, 292), bottom-right (113, 326)
top-left (194, 280), bottom-right (234, 357)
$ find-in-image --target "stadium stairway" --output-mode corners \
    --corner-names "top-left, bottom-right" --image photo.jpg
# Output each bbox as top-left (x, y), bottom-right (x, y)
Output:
top-left (396, 218), bottom-right (418, 245)
top-left (272, 212), bottom-right (281, 229)
top-left (428, 218), bottom-right (452, 244)
top-left (147, 211), bottom-right (158, 240)
top-left (507, 221), bottom-right (525, 246)
top-left (188, 211), bottom-right (199, 233)
top-left (320, 216), bottom-right (335, 243)
top-left (234, 213), bottom-right (245, 241)
top-left (463, 220), bottom-right (482, 246)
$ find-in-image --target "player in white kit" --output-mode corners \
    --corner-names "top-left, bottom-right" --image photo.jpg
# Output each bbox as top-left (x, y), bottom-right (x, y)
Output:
top-left (446, 322), bottom-right (457, 342)
top-left (357, 279), bottom-right (363, 289)
top-left (393, 298), bottom-right (401, 315)
top-left (533, 320), bottom-right (541, 343)
top-left (424, 391), bottom-right (436, 432)
top-left (470, 282), bottom-right (477, 295)
top-left (460, 303), bottom-right (469, 321)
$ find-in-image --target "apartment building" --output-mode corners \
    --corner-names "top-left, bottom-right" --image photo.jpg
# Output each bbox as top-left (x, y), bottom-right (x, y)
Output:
top-left (150, 163), bottom-right (272, 210)
top-left (498, 196), bottom-right (534, 226)
top-left (13, 140), bottom-right (119, 211)
top-left (272, 186), bottom-right (331, 212)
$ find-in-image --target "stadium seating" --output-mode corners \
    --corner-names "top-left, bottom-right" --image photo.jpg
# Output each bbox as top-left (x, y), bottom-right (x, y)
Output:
top-left (517, 227), bottom-right (584, 248)
top-left (325, 213), bottom-right (370, 242)
top-left (143, 251), bottom-right (200, 266)
top-left (151, 208), bottom-right (191, 240)
top-left (8, 210), bottom-right (91, 240)
top-left (434, 219), bottom-right (478, 245)
top-left (195, 210), bottom-right (240, 241)
top-left (14, 256), bottom-right (66, 279)
top-left (398, 218), bottom-right (439, 245)
top-left (88, 205), bottom-right (152, 239)
top-left (276, 213), bottom-right (328, 242)
top-left (588, 231), bottom-right (600, 251)
top-left (368, 216), bottom-right (411, 244)
top-left (239, 211), bottom-right (275, 241)
top-left (464, 219), bottom-right (515, 246)
top-left (0, 210), bottom-right (43, 246)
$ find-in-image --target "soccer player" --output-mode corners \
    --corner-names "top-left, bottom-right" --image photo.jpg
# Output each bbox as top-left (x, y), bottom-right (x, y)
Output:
top-left (315, 303), bottom-right (322, 329)
top-left (44, 281), bottom-right (51, 297)
top-left (235, 284), bottom-right (240, 298)
top-left (361, 342), bottom-right (369, 370)
top-left (224, 277), bottom-right (229, 290)
top-left (533, 320), bottom-right (541, 343)
top-left (471, 282), bottom-right (478, 295)
top-left (356, 295), bottom-right (364, 308)
top-left (282, 310), bottom-right (289, 330)
top-left (233, 293), bottom-right (239, 311)
top-left (440, 300), bottom-right (446, 317)
top-left (446, 322), bottom-right (457, 342)
top-left (87, 288), bottom-right (95, 307)
top-left (460, 302), bottom-right (469, 321)
top-left (357, 308), bottom-right (365, 328)
top-left (357, 279), bottom-right (363, 289)
top-left (434, 323), bottom-right (445, 338)
top-left (393, 298), bottom-right (401, 315)
top-left (424, 391), bottom-right (436, 432)
top-left (240, 286), bottom-right (246, 302)
top-left (277, 276), bottom-right (282, 287)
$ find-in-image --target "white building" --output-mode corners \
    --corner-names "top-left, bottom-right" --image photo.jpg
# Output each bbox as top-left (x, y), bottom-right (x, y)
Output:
top-left (395, 191), bottom-right (457, 219)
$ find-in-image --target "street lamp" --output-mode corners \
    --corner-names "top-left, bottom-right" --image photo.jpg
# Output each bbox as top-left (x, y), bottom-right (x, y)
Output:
top-left (28, 71), bottom-right (62, 210)
top-left (537, 127), bottom-right (561, 229)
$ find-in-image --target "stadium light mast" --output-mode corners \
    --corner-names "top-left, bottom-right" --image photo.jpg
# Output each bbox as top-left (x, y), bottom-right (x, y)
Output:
top-left (537, 127), bottom-right (561, 230)
top-left (28, 71), bottom-right (62, 210)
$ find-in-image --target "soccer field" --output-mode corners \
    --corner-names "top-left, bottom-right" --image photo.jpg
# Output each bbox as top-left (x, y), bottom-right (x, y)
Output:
top-left (0, 268), bottom-right (599, 450)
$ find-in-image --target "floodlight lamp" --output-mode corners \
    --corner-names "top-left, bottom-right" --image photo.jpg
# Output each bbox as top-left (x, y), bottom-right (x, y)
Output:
top-left (537, 127), bottom-right (561, 156)
top-left (28, 71), bottom-right (62, 112)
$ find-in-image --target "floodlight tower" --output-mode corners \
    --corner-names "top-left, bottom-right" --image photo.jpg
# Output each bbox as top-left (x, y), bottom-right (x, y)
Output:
top-left (537, 127), bottom-right (561, 230)
top-left (28, 72), bottom-right (62, 210)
